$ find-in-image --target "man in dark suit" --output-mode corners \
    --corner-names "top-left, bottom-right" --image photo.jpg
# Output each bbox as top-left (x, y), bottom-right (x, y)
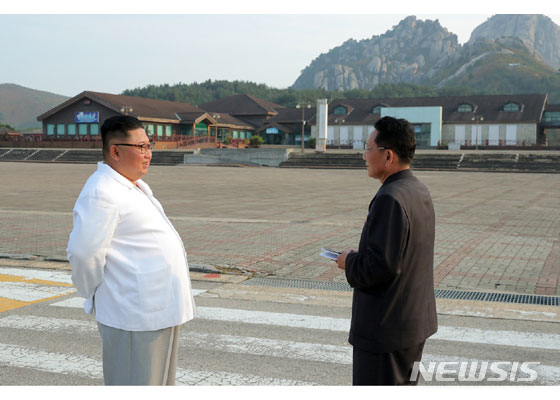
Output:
top-left (336, 116), bottom-right (437, 385)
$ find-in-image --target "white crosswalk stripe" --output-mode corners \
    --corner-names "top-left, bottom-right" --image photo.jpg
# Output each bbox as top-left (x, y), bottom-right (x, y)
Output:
top-left (2, 312), bottom-right (560, 385)
top-left (0, 267), bottom-right (73, 284)
top-left (0, 314), bottom-right (352, 365)
top-left (0, 281), bottom-right (75, 302)
top-left (1, 267), bottom-right (559, 385)
top-left (49, 289), bottom-right (207, 309)
top-left (0, 343), bottom-right (313, 385)
top-left (49, 300), bottom-right (560, 352)
top-left (47, 298), bottom-right (560, 351)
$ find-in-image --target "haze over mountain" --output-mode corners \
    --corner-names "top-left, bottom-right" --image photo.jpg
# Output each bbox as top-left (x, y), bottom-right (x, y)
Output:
top-left (0, 84), bottom-right (69, 130)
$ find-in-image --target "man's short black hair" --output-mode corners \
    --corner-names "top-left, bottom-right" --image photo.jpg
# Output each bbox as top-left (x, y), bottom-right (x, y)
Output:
top-left (374, 116), bottom-right (416, 164)
top-left (101, 115), bottom-right (145, 157)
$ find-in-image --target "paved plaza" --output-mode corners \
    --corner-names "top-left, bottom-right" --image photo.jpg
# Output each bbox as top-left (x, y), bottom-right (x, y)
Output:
top-left (0, 161), bottom-right (558, 296)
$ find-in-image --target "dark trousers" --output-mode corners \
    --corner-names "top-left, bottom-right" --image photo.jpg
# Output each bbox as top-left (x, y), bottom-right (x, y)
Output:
top-left (353, 341), bottom-right (425, 385)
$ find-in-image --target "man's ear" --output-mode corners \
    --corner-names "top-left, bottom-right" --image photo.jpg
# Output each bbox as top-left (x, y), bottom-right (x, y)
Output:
top-left (108, 144), bottom-right (120, 162)
top-left (385, 149), bottom-right (393, 165)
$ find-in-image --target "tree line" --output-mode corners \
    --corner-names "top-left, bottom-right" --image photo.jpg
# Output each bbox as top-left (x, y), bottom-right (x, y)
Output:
top-left (122, 80), bottom-right (490, 108)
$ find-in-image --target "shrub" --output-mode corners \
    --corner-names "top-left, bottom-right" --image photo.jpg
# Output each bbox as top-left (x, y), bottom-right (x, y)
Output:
top-left (250, 135), bottom-right (264, 147)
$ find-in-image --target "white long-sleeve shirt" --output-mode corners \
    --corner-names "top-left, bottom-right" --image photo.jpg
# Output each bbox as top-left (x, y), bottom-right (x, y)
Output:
top-left (67, 162), bottom-right (195, 331)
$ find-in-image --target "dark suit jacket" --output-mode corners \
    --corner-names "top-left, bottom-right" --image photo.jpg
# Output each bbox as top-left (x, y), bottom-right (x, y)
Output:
top-left (345, 169), bottom-right (437, 353)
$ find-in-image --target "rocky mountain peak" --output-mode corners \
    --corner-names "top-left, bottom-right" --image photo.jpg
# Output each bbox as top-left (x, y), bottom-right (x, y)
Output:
top-left (468, 14), bottom-right (560, 69)
top-left (291, 14), bottom-right (560, 92)
top-left (291, 16), bottom-right (460, 91)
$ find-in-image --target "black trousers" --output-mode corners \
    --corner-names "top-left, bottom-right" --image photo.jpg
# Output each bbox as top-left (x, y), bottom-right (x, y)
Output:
top-left (352, 341), bottom-right (425, 385)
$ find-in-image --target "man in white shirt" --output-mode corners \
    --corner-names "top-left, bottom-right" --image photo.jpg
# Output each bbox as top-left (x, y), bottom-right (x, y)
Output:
top-left (67, 115), bottom-right (195, 385)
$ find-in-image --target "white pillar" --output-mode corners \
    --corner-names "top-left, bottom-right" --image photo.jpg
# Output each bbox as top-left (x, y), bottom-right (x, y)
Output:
top-left (316, 99), bottom-right (328, 152)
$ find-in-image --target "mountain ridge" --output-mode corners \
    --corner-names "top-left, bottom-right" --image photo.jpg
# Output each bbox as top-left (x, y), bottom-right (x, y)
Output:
top-left (291, 14), bottom-right (560, 92)
top-left (0, 84), bottom-right (69, 130)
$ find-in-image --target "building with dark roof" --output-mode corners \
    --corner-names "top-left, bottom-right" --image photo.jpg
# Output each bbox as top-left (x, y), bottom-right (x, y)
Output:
top-left (36, 91), bottom-right (253, 146)
top-left (542, 104), bottom-right (560, 146)
top-left (314, 94), bottom-right (549, 148)
top-left (200, 94), bottom-right (319, 146)
top-left (255, 107), bottom-right (317, 146)
top-left (35, 90), bottom-right (558, 149)
top-left (199, 94), bottom-right (285, 129)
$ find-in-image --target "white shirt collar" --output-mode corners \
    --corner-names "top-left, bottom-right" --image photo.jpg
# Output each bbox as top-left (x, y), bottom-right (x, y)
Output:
top-left (96, 161), bottom-right (152, 196)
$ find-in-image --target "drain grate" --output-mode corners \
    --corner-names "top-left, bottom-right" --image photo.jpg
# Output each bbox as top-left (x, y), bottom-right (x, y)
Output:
top-left (434, 289), bottom-right (560, 306)
top-left (241, 278), bottom-right (560, 306)
top-left (241, 277), bottom-right (352, 292)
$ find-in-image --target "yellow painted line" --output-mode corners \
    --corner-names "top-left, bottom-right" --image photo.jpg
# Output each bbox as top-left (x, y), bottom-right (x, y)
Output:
top-left (26, 279), bottom-right (73, 287)
top-left (0, 292), bottom-right (73, 313)
top-left (0, 273), bottom-right (75, 313)
top-left (0, 296), bottom-right (29, 313)
top-left (0, 274), bottom-right (73, 287)
top-left (0, 274), bottom-right (25, 283)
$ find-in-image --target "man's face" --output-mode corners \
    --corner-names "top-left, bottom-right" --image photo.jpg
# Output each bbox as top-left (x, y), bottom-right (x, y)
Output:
top-left (109, 127), bottom-right (152, 182)
top-left (362, 130), bottom-right (388, 180)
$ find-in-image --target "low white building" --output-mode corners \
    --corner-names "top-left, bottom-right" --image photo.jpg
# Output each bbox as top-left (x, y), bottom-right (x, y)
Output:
top-left (311, 94), bottom-right (548, 148)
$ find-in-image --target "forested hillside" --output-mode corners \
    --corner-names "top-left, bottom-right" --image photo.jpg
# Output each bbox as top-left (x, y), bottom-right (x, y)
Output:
top-left (122, 79), bottom-right (489, 107)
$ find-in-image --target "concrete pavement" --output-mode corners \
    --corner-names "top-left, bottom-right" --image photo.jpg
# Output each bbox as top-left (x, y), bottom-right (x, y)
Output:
top-left (0, 161), bottom-right (558, 296)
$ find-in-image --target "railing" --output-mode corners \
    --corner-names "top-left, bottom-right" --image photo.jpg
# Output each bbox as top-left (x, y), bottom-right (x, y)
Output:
top-left (227, 138), bottom-right (246, 148)
top-left (43, 135), bottom-right (102, 142)
top-left (169, 135), bottom-right (216, 148)
top-left (452, 139), bottom-right (538, 147)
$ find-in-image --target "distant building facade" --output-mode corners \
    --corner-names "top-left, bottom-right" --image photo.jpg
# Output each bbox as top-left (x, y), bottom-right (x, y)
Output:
top-left (35, 91), bottom-right (559, 149)
top-left (312, 94), bottom-right (550, 148)
top-left (36, 91), bottom-right (252, 147)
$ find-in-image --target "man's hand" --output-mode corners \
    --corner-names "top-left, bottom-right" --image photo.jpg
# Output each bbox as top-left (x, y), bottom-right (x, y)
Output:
top-left (336, 249), bottom-right (354, 270)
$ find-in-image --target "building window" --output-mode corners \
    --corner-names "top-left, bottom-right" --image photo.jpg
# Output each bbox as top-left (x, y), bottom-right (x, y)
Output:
top-left (333, 106), bottom-right (347, 115)
top-left (56, 124), bottom-right (65, 135)
top-left (458, 104), bottom-right (473, 112)
top-left (543, 111), bottom-right (560, 122)
top-left (504, 102), bottom-right (520, 112)
top-left (47, 124), bottom-right (55, 135)
top-left (194, 122), bottom-right (208, 137)
top-left (233, 130), bottom-right (239, 139)
top-left (146, 124), bottom-right (155, 137)
top-left (372, 106), bottom-right (382, 114)
top-left (90, 124), bottom-right (99, 135)
top-left (165, 125), bottom-right (172, 137)
top-left (79, 124), bottom-right (88, 135)
top-left (157, 125), bottom-right (163, 137)
top-left (413, 123), bottom-right (431, 147)
top-left (67, 124), bottom-right (76, 135)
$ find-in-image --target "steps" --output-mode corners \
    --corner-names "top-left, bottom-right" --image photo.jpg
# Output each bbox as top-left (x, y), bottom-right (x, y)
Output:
top-left (412, 154), bottom-right (462, 170)
top-left (0, 149), bottom-right (36, 160)
top-left (279, 153), bottom-right (364, 169)
top-left (280, 152), bottom-right (560, 173)
top-left (55, 150), bottom-right (104, 163)
top-left (0, 149), bottom-right (185, 165)
top-left (1, 148), bottom-right (559, 172)
top-left (150, 152), bottom-right (186, 165)
top-left (26, 150), bottom-right (66, 161)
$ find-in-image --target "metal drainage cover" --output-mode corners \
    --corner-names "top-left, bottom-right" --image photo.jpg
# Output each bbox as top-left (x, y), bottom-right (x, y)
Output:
top-left (434, 289), bottom-right (560, 307)
top-left (241, 278), bottom-right (560, 306)
top-left (241, 278), bottom-right (352, 292)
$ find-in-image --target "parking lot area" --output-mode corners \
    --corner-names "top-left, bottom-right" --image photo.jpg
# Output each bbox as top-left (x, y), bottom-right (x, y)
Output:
top-left (0, 161), bottom-right (558, 295)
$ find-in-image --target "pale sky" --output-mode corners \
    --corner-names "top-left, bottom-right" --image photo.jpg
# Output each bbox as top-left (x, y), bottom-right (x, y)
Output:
top-left (2, 1), bottom-right (560, 97)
